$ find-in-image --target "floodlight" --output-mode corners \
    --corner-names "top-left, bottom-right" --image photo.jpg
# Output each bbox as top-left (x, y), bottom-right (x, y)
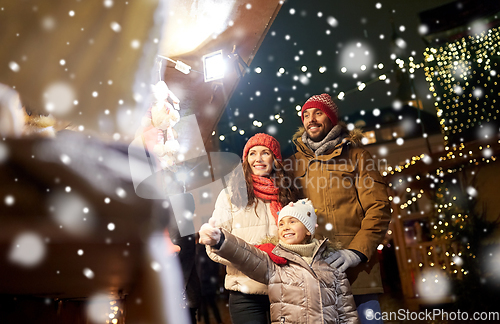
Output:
top-left (202, 50), bottom-right (225, 82)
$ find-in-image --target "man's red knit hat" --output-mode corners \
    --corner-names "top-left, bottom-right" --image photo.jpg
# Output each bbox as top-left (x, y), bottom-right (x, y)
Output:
top-left (301, 93), bottom-right (338, 126)
top-left (242, 133), bottom-right (282, 162)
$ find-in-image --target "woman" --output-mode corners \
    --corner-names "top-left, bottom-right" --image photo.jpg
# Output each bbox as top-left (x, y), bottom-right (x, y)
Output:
top-left (207, 133), bottom-right (299, 324)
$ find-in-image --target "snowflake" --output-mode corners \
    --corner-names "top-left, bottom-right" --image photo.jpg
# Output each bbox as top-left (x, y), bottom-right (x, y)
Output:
top-left (9, 232), bottom-right (46, 267)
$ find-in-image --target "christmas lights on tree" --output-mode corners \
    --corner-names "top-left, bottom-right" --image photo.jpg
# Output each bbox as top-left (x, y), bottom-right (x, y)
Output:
top-left (423, 26), bottom-right (500, 149)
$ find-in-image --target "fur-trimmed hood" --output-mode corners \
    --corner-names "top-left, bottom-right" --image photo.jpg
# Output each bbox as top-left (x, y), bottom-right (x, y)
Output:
top-left (23, 113), bottom-right (71, 137)
top-left (292, 121), bottom-right (364, 147)
top-left (24, 114), bottom-right (57, 137)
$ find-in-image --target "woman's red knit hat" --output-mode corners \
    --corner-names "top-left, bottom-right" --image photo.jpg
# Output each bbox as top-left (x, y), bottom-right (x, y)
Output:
top-left (242, 133), bottom-right (282, 162)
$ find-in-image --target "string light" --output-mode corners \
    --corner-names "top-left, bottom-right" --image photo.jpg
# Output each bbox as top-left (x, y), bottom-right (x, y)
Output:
top-left (214, 28), bottom-right (500, 162)
top-left (385, 29), bottom-right (500, 285)
top-left (384, 140), bottom-right (497, 184)
top-left (216, 47), bottom-right (428, 141)
top-left (105, 300), bottom-right (122, 324)
top-left (423, 26), bottom-right (500, 148)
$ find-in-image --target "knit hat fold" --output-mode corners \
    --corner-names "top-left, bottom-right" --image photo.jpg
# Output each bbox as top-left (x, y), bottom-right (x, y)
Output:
top-left (278, 198), bottom-right (317, 235)
top-left (242, 133), bottom-right (282, 162)
top-left (301, 93), bottom-right (338, 126)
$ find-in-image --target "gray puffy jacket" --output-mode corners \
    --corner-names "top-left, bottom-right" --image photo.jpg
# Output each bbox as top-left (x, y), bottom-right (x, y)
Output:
top-left (210, 229), bottom-right (360, 324)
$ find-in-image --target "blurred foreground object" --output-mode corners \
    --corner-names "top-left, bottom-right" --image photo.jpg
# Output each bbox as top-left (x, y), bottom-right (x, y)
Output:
top-left (0, 83), bottom-right (24, 137)
top-left (0, 133), bottom-right (189, 323)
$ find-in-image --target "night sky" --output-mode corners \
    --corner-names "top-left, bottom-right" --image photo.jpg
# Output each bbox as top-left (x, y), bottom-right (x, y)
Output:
top-left (216, 0), bottom-right (456, 157)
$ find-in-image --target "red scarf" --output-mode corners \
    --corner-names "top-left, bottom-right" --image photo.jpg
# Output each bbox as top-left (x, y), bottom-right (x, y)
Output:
top-left (251, 174), bottom-right (282, 224)
top-left (255, 243), bottom-right (287, 265)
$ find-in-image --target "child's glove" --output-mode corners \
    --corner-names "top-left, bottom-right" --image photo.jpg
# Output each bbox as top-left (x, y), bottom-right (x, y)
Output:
top-left (199, 217), bottom-right (221, 246)
top-left (326, 249), bottom-right (361, 272)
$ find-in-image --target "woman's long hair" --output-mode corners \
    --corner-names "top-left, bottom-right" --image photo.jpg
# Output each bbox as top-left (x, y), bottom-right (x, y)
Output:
top-left (229, 154), bottom-right (300, 210)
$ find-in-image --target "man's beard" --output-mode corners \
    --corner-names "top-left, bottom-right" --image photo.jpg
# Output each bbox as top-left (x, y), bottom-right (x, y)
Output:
top-left (306, 123), bottom-right (326, 142)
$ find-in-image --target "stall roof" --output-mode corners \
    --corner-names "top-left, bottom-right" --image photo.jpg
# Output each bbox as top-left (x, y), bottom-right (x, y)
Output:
top-left (0, 0), bottom-right (282, 300)
top-left (0, 0), bottom-right (283, 150)
top-left (158, 0), bottom-right (284, 151)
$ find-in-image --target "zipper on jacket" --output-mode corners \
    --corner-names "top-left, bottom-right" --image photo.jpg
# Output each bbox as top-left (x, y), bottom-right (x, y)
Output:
top-left (311, 238), bottom-right (329, 260)
top-left (276, 246), bottom-right (320, 279)
top-left (280, 316), bottom-right (285, 323)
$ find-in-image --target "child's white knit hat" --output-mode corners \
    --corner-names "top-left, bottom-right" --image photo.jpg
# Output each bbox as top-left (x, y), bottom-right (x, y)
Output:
top-left (278, 198), bottom-right (317, 235)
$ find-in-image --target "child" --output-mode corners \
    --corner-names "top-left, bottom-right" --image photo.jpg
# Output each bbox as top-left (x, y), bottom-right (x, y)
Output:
top-left (199, 198), bottom-right (360, 324)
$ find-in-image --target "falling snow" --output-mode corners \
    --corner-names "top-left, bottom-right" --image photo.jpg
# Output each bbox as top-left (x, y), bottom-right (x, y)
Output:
top-left (130, 40), bottom-right (140, 49)
top-left (41, 16), bottom-right (56, 30)
top-left (116, 187), bottom-right (126, 198)
top-left (43, 82), bottom-right (76, 116)
top-left (4, 195), bottom-right (14, 206)
top-left (327, 16), bottom-right (338, 27)
top-left (103, 0), bottom-right (114, 8)
top-left (2, 2), bottom-right (500, 316)
top-left (9, 61), bottom-right (20, 72)
top-left (110, 21), bottom-right (121, 32)
top-left (86, 293), bottom-right (111, 323)
top-left (9, 232), bottom-right (46, 267)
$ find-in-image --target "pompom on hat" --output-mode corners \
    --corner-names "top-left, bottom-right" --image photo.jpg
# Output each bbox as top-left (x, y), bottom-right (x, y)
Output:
top-left (301, 93), bottom-right (338, 126)
top-left (242, 133), bottom-right (282, 162)
top-left (278, 198), bottom-right (317, 235)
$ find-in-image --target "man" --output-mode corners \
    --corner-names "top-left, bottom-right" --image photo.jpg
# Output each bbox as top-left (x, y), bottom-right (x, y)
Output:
top-left (285, 93), bottom-right (391, 324)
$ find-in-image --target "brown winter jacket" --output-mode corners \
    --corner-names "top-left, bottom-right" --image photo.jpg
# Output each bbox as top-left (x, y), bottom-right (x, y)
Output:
top-left (211, 229), bottom-right (360, 324)
top-left (284, 125), bottom-right (391, 295)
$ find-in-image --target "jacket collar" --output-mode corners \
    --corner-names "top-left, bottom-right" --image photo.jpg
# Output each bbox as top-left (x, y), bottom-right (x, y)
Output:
top-left (294, 135), bottom-right (347, 161)
top-left (292, 122), bottom-right (363, 160)
top-left (271, 238), bottom-right (330, 277)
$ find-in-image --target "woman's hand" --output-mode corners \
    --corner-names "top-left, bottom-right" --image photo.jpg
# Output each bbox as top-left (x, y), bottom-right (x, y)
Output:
top-left (199, 217), bottom-right (221, 246)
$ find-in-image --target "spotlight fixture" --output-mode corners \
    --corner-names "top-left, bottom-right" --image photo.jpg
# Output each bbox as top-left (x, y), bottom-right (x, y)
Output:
top-left (202, 50), bottom-right (225, 82)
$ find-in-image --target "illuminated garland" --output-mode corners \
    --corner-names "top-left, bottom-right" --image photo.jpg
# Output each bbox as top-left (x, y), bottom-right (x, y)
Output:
top-left (384, 141), bottom-right (499, 278)
top-left (383, 138), bottom-right (499, 199)
top-left (106, 299), bottom-right (122, 324)
top-left (423, 26), bottom-right (500, 149)
top-left (396, 189), bottom-right (425, 210)
top-left (380, 26), bottom-right (500, 294)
